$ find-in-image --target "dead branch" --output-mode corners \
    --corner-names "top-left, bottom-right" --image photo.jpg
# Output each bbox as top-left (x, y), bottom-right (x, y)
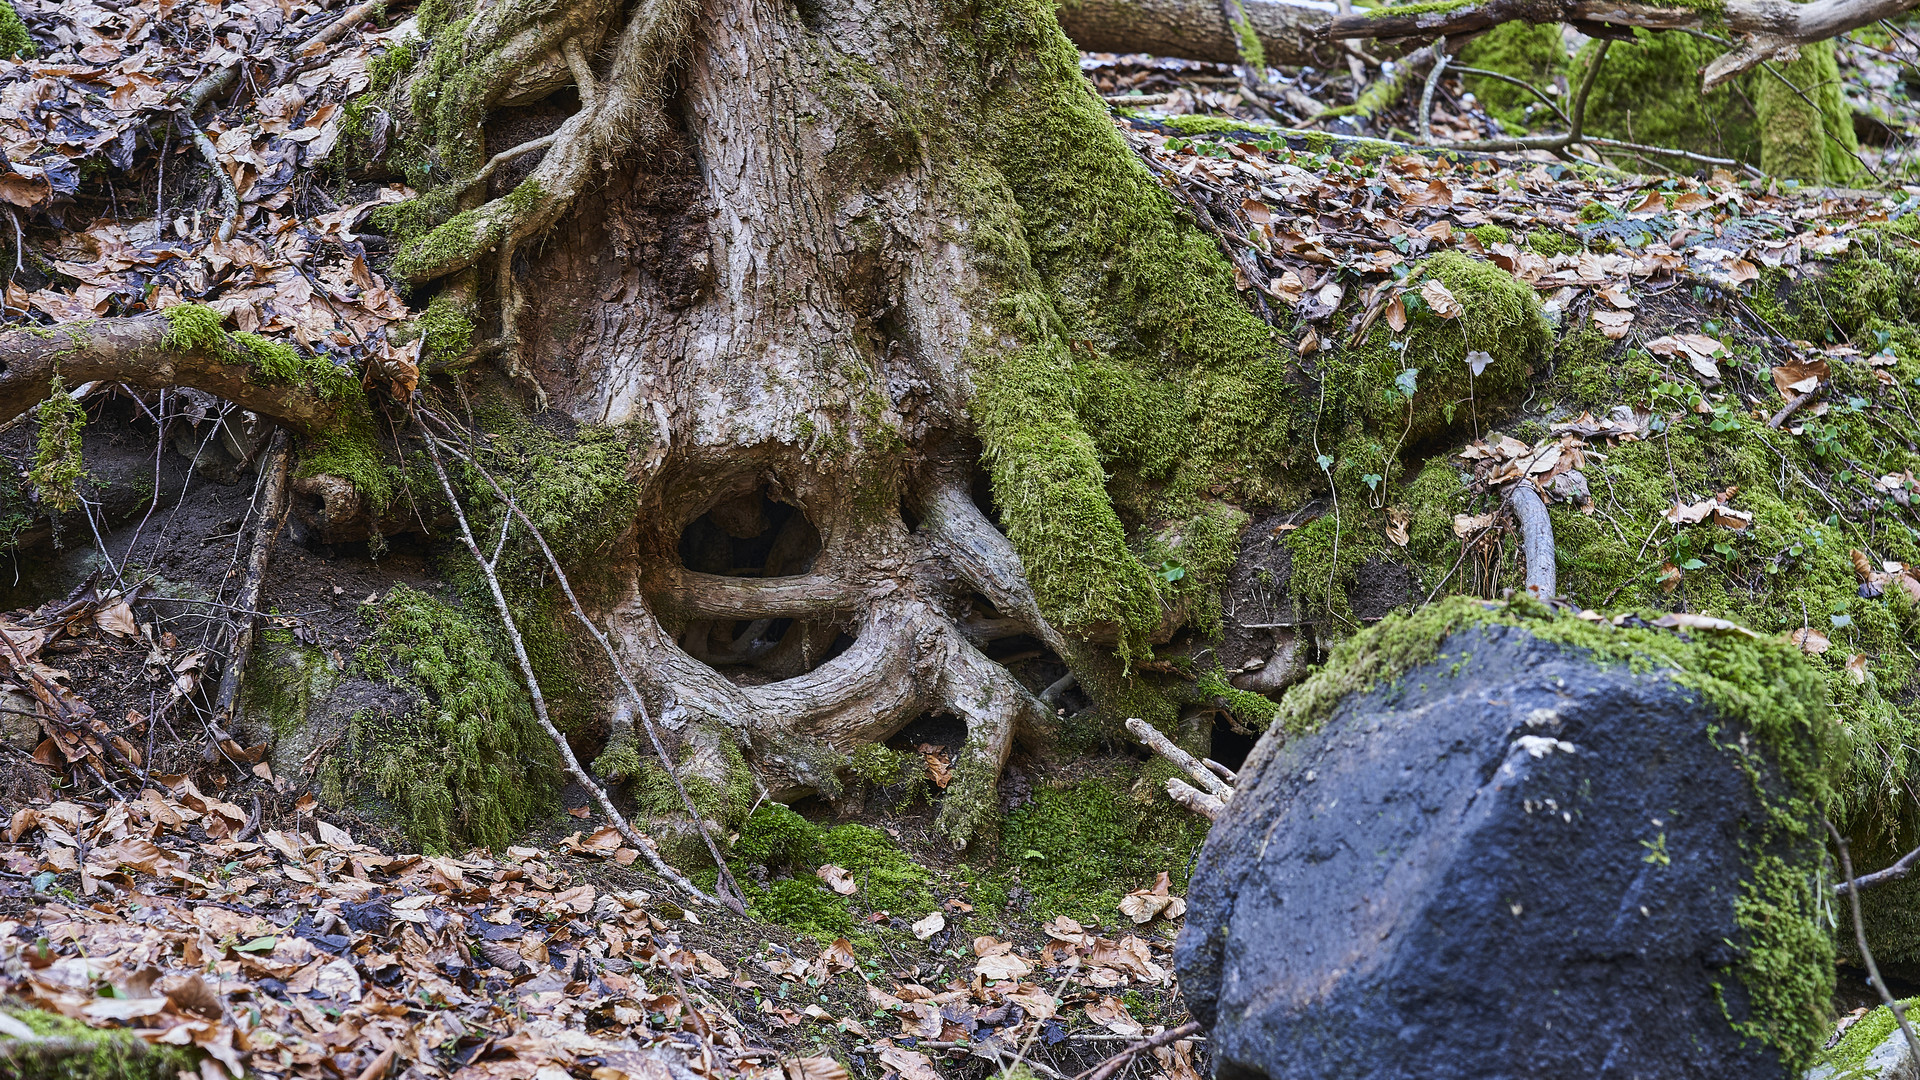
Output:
top-left (419, 410), bottom-right (748, 914)
top-left (1828, 819), bottom-right (1920, 1065)
top-left (210, 428), bottom-right (294, 736)
top-left (417, 424), bottom-right (724, 909)
top-left (1769, 382), bottom-right (1829, 428)
top-left (1835, 839), bottom-right (1920, 895)
top-left (1505, 483), bottom-right (1557, 601)
top-left (0, 317), bottom-right (345, 432)
top-left (1125, 717), bottom-right (1234, 801)
top-left (1072, 1021), bottom-right (1206, 1080)
top-left (1324, 0), bottom-right (1920, 88)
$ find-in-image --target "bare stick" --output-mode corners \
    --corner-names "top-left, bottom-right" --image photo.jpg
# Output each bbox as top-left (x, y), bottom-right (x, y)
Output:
top-left (1124, 717), bottom-right (1233, 800)
top-left (1835, 839), bottom-right (1920, 896)
top-left (1827, 818), bottom-right (1920, 1064)
top-left (1203, 758), bottom-right (1237, 783)
top-left (418, 425), bottom-right (723, 908)
top-left (1167, 779), bottom-right (1225, 820)
top-left (210, 429), bottom-right (293, 735)
top-left (1505, 483), bottom-right (1557, 601)
top-left (1417, 36), bottom-right (1450, 144)
top-left (1072, 1021), bottom-right (1205, 1080)
top-left (1768, 383), bottom-right (1828, 429)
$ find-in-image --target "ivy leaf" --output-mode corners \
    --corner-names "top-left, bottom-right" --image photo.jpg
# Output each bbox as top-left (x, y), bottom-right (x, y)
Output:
top-left (1316, 454), bottom-right (1335, 472)
top-left (1394, 368), bottom-right (1420, 399)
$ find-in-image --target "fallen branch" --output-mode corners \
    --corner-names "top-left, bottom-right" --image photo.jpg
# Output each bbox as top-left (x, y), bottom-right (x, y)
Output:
top-left (1058, 0), bottom-right (1346, 70)
top-left (417, 425), bottom-right (724, 909)
top-left (1835, 840), bottom-right (1920, 896)
top-left (210, 428), bottom-right (293, 736)
top-left (1072, 1021), bottom-right (1206, 1080)
top-left (1125, 716), bottom-right (1234, 819)
top-left (1324, 0), bottom-right (1920, 88)
top-left (0, 317), bottom-right (344, 432)
top-left (420, 410), bottom-right (747, 913)
top-left (1505, 483), bottom-right (1557, 602)
top-left (1768, 382), bottom-right (1828, 429)
top-left (1828, 819), bottom-right (1920, 1066)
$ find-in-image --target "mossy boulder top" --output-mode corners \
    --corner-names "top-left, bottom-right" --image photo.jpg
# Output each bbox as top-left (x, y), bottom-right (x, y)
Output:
top-left (1177, 611), bottom-right (1832, 1079)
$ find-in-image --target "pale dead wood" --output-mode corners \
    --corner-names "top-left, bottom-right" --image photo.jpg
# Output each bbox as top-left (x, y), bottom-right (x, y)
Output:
top-left (1125, 716), bottom-right (1234, 800)
top-left (210, 428), bottom-right (294, 736)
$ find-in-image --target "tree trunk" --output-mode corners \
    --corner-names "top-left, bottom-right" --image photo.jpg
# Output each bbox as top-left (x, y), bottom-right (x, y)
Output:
top-left (322, 0), bottom-right (1309, 846)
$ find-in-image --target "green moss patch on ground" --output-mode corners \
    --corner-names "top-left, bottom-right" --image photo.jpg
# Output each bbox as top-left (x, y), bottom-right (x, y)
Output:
top-left (0, 1003), bottom-right (197, 1080)
top-left (997, 774), bottom-right (1210, 923)
top-left (729, 804), bottom-right (939, 942)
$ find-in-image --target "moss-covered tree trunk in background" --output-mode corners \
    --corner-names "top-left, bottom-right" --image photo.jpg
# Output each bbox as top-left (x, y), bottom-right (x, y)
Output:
top-left (1756, 40), bottom-right (1863, 185)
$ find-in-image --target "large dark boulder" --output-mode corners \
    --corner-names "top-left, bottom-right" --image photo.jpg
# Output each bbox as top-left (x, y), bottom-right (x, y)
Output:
top-left (1177, 604), bottom-right (1833, 1080)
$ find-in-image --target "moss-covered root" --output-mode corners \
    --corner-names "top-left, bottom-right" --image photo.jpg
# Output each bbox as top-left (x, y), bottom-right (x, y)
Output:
top-left (932, 638), bottom-right (1051, 847)
top-left (29, 375), bottom-right (86, 514)
top-left (1755, 40), bottom-right (1862, 186)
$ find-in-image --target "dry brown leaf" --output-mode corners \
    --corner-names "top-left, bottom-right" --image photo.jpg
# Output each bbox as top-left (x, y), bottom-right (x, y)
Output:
top-left (1770, 356), bottom-right (1830, 399)
top-left (1591, 309), bottom-right (1634, 339)
top-left (910, 912), bottom-right (945, 940)
top-left (1789, 627), bottom-right (1832, 654)
top-left (816, 864), bottom-right (858, 895)
top-left (1419, 279), bottom-right (1462, 319)
top-left (785, 1056), bottom-right (850, 1080)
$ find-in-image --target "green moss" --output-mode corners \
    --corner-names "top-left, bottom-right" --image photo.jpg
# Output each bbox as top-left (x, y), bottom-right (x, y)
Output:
top-left (1578, 30), bottom-right (1759, 168)
top-left (1362, 0), bottom-right (1473, 17)
top-left (1318, 250), bottom-right (1551, 449)
top-left (1456, 22), bottom-right (1568, 133)
top-left (1755, 40), bottom-right (1860, 186)
top-left (1817, 998), bottom-right (1918, 1073)
top-left (997, 776), bottom-right (1209, 922)
top-left (296, 397), bottom-right (398, 512)
top-left (0, 1003), bottom-right (198, 1080)
top-left (1196, 666), bottom-right (1281, 730)
top-left (393, 179), bottom-right (545, 283)
top-left (243, 639), bottom-right (340, 737)
top-left (158, 303), bottom-right (232, 357)
top-left (1268, 598), bottom-right (1835, 1069)
top-left (731, 805), bottom-right (937, 939)
top-left (0, 0), bottom-right (32, 59)
top-left (29, 375), bottom-right (86, 515)
top-left (1228, 10), bottom-right (1264, 69)
top-left (1527, 229), bottom-right (1581, 256)
top-left (1161, 114), bottom-right (1263, 136)
top-left (417, 291), bottom-right (476, 365)
top-left (624, 736), bottom-right (755, 829)
top-left (1468, 224), bottom-right (1512, 247)
top-left (352, 585), bottom-right (557, 852)
top-left (160, 304), bottom-right (354, 398)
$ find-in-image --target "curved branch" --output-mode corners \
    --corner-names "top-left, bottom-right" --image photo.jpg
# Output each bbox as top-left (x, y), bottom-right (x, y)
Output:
top-left (1325, 0), bottom-right (1919, 87)
top-left (0, 317), bottom-right (347, 431)
top-left (1505, 483), bottom-right (1557, 601)
top-left (918, 478), bottom-right (1071, 657)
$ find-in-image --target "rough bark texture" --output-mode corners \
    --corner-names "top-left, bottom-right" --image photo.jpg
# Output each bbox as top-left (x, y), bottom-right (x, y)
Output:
top-left (1054, 0), bottom-right (1340, 69)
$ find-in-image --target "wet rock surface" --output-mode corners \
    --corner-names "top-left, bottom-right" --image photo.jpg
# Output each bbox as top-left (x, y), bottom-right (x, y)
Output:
top-left (1178, 621), bottom-right (1806, 1080)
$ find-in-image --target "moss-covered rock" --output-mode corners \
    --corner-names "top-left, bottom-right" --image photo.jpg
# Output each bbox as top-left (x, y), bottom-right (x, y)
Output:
top-left (0, 0), bottom-right (34, 60)
top-left (1755, 40), bottom-right (1862, 185)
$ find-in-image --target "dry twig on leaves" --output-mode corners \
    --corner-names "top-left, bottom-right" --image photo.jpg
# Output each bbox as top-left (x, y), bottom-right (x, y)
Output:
top-left (419, 409), bottom-right (749, 913)
top-left (209, 428), bottom-right (293, 738)
top-left (1072, 1020), bottom-right (1206, 1080)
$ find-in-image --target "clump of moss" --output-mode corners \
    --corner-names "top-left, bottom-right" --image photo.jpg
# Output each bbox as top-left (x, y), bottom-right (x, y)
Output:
top-left (1578, 30), bottom-right (1759, 167)
top-left (0, 1003), bottom-right (197, 1080)
top-left (731, 805), bottom-right (937, 940)
top-left (997, 776), bottom-right (1209, 922)
top-left (416, 291), bottom-right (476, 365)
top-left (624, 736), bottom-right (755, 829)
top-left (1755, 41), bottom-right (1861, 185)
top-left (1815, 998), bottom-right (1918, 1072)
top-left (1456, 23), bottom-right (1568, 133)
top-left (296, 398), bottom-right (399, 514)
top-left (0, 0), bottom-right (32, 59)
top-left (1468, 223), bottom-right (1512, 248)
top-left (351, 585), bottom-right (557, 852)
top-left (1526, 229), bottom-right (1581, 257)
top-left (29, 375), bottom-right (86, 515)
top-left (159, 305), bottom-right (356, 399)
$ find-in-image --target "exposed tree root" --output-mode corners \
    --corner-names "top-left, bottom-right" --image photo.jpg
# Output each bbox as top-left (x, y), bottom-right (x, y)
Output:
top-left (0, 317), bottom-right (345, 430)
top-left (1505, 484), bottom-right (1557, 602)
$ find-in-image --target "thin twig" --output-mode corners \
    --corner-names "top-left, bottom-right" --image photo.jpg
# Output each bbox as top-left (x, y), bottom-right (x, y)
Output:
top-left (1827, 818), bottom-right (1920, 1064)
top-left (1835, 839), bottom-right (1920, 896)
top-left (1417, 36), bottom-right (1450, 144)
top-left (419, 410), bottom-right (746, 913)
top-left (417, 422), bottom-right (723, 909)
top-left (210, 429), bottom-right (292, 736)
top-left (1071, 1021), bottom-right (1204, 1080)
top-left (1768, 383), bottom-right (1828, 429)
